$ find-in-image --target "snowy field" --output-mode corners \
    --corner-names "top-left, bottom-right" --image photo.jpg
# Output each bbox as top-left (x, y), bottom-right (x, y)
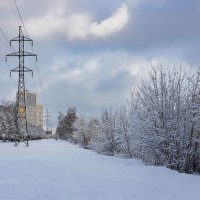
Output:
top-left (0, 140), bottom-right (199, 200)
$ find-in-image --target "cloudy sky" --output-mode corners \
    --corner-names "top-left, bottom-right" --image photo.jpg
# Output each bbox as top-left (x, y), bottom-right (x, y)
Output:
top-left (0, 0), bottom-right (200, 125)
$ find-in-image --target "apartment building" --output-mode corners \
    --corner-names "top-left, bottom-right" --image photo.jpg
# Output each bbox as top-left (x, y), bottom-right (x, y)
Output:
top-left (24, 91), bottom-right (43, 128)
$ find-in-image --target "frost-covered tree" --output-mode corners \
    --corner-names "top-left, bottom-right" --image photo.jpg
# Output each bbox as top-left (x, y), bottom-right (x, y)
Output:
top-left (0, 101), bottom-right (16, 139)
top-left (95, 108), bottom-right (118, 155)
top-left (56, 64), bottom-right (200, 174)
top-left (27, 123), bottom-right (45, 139)
top-left (132, 65), bottom-right (200, 173)
top-left (0, 100), bottom-right (45, 141)
top-left (183, 70), bottom-right (200, 173)
top-left (56, 107), bottom-right (77, 140)
top-left (73, 115), bottom-right (90, 148)
top-left (115, 105), bottom-right (133, 158)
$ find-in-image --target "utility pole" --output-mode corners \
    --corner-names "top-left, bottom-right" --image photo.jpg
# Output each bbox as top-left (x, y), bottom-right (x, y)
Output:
top-left (6, 26), bottom-right (37, 146)
top-left (44, 109), bottom-right (53, 138)
top-left (45, 109), bottom-right (51, 132)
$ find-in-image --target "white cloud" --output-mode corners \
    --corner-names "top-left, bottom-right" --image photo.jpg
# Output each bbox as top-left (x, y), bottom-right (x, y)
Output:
top-left (65, 14), bottom-right (92, 40)
top-left (90, 3), bottom-right (129, 37)
top-left (125, 0), bottom-right (166, 6)
top-left (26, 3), bottom-right (129, 40)
top-left (27, 13), bottom-right (65, 38)
top-left (42, 51), bottom-right (148, 102)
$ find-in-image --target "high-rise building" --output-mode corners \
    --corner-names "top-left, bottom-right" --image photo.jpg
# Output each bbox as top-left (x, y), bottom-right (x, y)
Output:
top-left (36, 104), bottom-right (43, 127)
top-left (18, 91), bottom-right (43, 128)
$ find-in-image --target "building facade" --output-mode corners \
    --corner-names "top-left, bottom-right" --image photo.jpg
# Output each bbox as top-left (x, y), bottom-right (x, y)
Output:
top-left (24, 91), bottom-right (43, 128)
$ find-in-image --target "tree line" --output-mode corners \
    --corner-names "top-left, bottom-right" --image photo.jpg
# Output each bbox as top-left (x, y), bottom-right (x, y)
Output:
top-left (56, 64), bottom-right (200, 174)
top-left (0, 101), bottom-right (45, 141)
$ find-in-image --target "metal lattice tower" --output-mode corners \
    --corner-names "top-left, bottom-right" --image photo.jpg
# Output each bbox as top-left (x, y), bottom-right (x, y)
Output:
top-left (45, 109), bottom-right (50, 132)
top-left (6, 26), bottom-right (37, 146)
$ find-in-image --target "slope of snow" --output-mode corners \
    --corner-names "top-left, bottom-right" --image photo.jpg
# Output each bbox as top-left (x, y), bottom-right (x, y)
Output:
top-left (0, 140), bottom-right (199, 200)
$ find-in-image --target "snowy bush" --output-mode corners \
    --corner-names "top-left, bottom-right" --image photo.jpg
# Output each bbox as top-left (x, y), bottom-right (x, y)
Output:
top-left (73, 115), bottom-right (90, 148)
top-left (56, 64), bottom-right (200, 174)
top-left (131, 65), bottom-right (200, 173)
top-left (56, 107), bottom-right (77, 140)
top-left (0, 101), bottom-right (45, 141)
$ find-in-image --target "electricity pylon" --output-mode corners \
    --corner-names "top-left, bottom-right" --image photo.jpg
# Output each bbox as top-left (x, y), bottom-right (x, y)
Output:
top-left (45, 109), bottom-right (52, 132)
top-left (6, 26), bottom-right (37, 146)
top-left (44, 109), bottom-right (53, 138)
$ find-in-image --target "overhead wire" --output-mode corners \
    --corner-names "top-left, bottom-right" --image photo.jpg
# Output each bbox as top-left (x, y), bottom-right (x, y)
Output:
top-left (0, 56), bottom-right (16, 87)
top-left (0, 27), bottom-right (16, 53)
top-left (10, 0), bottom-right (48, 110)
top-left (8, 0), bottom-right (19, 21)
top-left (13, 0), bottom-right (29, 37)
top-left (0, 28), bottom-right (18, 87)
top-left (2, 1), bottom-right (44, 107)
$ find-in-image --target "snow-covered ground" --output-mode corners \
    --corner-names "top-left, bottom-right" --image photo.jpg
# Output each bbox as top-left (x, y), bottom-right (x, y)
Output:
top-left (0, 140), bottom-right (199, 200)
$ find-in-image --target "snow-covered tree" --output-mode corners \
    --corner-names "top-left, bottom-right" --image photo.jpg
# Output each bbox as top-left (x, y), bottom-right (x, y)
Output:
top-left (56, 64), bottom-right (200, 174)
top-left (73, 115), bottom-right (90, 148)
top-left (94, 108), bottom-right (118, 155)
top-left (0, 100), bottom-right (45, 141)
top-left (56, 107), bottom-right (77, 140)
top-left (131, 65), bottom-right (200, 173)
top-left (115, 105), bottom-right (133, 158)
top-left (0, 101), bottom-right (16, 139)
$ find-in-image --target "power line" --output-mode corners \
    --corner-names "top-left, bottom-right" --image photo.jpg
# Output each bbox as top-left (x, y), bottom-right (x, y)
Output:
top-left (0, 53), bottom-right (16, 87)
top-left (0, 27), bottom-right (19, 85)
top-left (0, 28), bottom-right (16, 52)
top-left (10, 0), bottom-right (48, 111)
top-left (13, 0), bottom-right (29, 37)
top-left (10, 0), bottom-right (37, 90)
top-left (0, 32), bottom-right (10, 48)
top-left (6, 26), bottom-right (37, 146)
top-left (0, 28), bottom-right (11, 45)
top-left (9, 0), bottom-right (19, 21)
top-left (0, 27), bottom-right (17, 60)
